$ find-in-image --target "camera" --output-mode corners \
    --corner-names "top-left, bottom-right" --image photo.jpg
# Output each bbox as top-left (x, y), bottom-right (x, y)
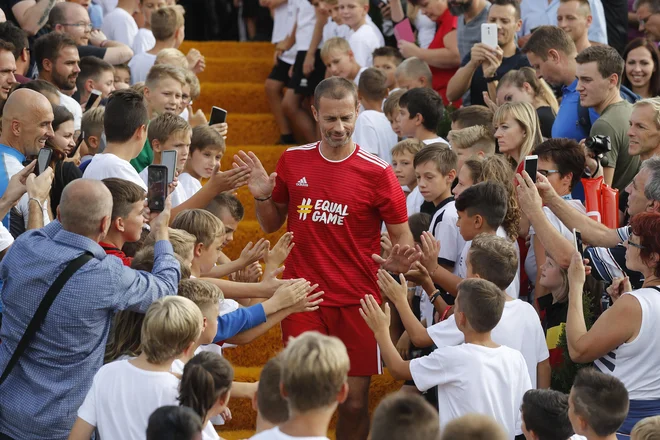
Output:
top-left (585, 135), bottom-right (611, 157)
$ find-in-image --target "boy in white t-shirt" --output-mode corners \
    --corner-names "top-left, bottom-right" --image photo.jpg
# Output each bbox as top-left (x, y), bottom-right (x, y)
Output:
top-left (360, 278), bottom-right (532, 438)
top-left (521, 389), bottom-right (580, 440)
top-left (101, 0), bottom-right (139, 47)
top-left (398, 87), bottom-right (449, 146)
top-left (353, 68), bottom-right (397, 164)
top-left (391, 139), bottom-right (424, 213)
top-left (320, 37), bottom-right (365, 85)
top-left (338, 0), bottom-right (382, 67)
top-left (372, 47), bottom-right (403, 90)
top-left (133, 0), bottom-right (167, 54)
top-left (253, 356), bottom-right (290, 434)
top-left (68, 296), bottom-right (203, 440)
top-left (82, 89), bottom-right (148, 190)
top-left (369, 393), bottom-right (440, 440)
top-left (249, 332), bottom-right (350, 440)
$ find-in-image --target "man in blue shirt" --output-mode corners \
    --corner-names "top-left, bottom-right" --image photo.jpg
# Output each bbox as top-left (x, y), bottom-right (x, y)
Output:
top-left (0, 179), bottom-right (181, 440)
top-left (522, 25), bottom-right (599, 141)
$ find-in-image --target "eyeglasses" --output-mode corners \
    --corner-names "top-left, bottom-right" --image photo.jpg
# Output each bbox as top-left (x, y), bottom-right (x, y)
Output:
top-left (537, 169), bottom-right (560, 177)
top-left (61, 22), bottom-right (93, 30)
top-left (628, 238), bottom-right (646, 249)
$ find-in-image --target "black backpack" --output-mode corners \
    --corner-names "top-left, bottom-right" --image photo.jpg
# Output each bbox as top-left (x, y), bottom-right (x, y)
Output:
top-left (577, 85), bottom-right (640, 134)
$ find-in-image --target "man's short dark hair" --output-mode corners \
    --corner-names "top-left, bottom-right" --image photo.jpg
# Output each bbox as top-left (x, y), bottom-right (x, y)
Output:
top-left (104, 89), bottom-right (149, 143)
top-left (358, 67), bottom-right (388, 102)
top-left (370, 393), bottom-right (440, 440)
top-left (534, 139), bottom-right (586, 190)
top-left (314, 77), bottom-right (358, 109)
top-left (0, 40), bottom-right (15, 58)
top-left (146, 406), bottom-right (203, 440)
top-left (33, 32), bottom-right (77, 73)
top-left (372, 46), bottom-right (404, 64)
top-left (399, 87), bottom-right (444, 132)
top-left (575, 45), bottom-right (625, 86)
top-left (522, 25), bottom-right (577, 59)
top-left (571, 368), bottom-right (629, 437)
top-left (490, 0), bottom-right (521, 19)
top-left (413, 144), bottom-right (457, 176)
top-left (0, 22), bottom-right (27, 59)
top-left (205, 193), bottom-right (244, 221)
top-left (521, 389), bottom-right (575, 440)
top-left (256, 356), bottom-right (289, 424)
top-left (455, 181), bottom-right (508, 230)
top-left (102, 178), bottom-right (146, 221)
top-left (456, 278), bottom-right (505, 333)
top-left (450, 105), bottom-right (493, 129)
top-left (76, 56), bottom-right (114, 92)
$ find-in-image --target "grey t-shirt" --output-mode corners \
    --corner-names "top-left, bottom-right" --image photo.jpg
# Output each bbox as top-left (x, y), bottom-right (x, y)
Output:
top-left (590, 100), bottom-right (640, 192)
top-left (457, 2), bottom-right (491, 62)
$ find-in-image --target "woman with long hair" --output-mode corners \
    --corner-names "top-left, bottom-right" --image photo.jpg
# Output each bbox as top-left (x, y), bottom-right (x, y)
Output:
top-left (623, 38), bottom-right (660, 99)
top-left (495, 67), bottom-right (559, 138)
top-left (493, 102), bottom-right (544, 170)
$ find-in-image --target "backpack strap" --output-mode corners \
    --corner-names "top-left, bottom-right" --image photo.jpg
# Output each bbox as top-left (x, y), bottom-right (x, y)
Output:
top-left (0, 252), bottom-right (93, 387)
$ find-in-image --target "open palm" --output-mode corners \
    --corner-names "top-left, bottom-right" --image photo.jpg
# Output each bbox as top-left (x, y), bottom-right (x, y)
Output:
top-left (233, 150), bottom-right (276, 199)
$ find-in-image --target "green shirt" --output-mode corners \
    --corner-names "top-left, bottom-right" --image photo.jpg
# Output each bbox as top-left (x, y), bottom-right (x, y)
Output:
top-left (130, 138), bottom-right (153, 173)
top-left (590, 101), bottom-right (640, 192)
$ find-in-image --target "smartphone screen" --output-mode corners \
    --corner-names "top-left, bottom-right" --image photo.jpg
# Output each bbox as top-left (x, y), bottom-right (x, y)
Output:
top-left (209, 106), bottom-right (227, 125)
top-left (68, 131), bottom-right (85, 158)
top-left (147, 165), bottom-right (168, 212)
top-left (573, 228), bottom-right (584, 255)
top-left (524, 155), bottom-right (538, 184)
top-left (36, 148), bottom-right (53, 176)
top-left (161, 150), bottom-right (177, 184)
top-left (85, 89), bottom-right (102, 112)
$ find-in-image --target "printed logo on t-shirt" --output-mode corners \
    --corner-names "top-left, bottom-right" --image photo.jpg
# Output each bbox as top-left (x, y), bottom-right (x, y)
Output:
top-left (296, 197), bottom-right (349, 225)
top-left (296, 177), bottom-right (309, 187)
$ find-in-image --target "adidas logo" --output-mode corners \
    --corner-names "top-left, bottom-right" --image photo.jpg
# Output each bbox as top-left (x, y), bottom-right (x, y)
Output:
top-left (296, 177), bottom-right (309, 187)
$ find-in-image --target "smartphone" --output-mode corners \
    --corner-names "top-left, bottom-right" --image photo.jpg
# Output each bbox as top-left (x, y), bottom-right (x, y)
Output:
top-left (481, 23), bottom-right (498, 48)
top-left (147, 165), bottom-right (168, 212)
top-left (573, 228), bottom-right (584, 255)
top-left (161, 150), bottom-right (177, 184)
top-left (209, 106), bottom-right (227, 125)
top-left (36, 148), bottom-right (53, 176)
top-left (68, 130), bottom-right (85, 159)
top-left (524, 155), bottom-right (538, 183)
top-left (85, 89), bottom-right (102, 112)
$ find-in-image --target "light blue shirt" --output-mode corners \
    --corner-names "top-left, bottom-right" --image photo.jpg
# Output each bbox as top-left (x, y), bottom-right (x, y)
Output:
top-left (519, 0), bottom-right (608, 44)
top-left (89, 4), bottom-right (104, 29)
top-left (0, 222), bottom-right (180, 439)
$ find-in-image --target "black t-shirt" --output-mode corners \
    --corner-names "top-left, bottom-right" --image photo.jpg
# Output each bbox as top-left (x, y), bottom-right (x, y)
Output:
top-left (460, 48), bottom-right (530, 107)
top-left (601, 0), bottom-right (628, 55)
top-left (537, 106), bottom-right (556, 138)
top-left (0, 0), bottom-right (22, 28)
top-left (78, 44), bottom-right (107, 60)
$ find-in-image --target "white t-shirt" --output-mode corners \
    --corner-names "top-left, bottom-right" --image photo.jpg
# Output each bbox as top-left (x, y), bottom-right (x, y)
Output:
top-left (366, 16), bottom-right (385, 47)
top-left (250, 427), bottom-right (330, 440)
top-left (429, 199), bottom-right (465, 271)
top-left (410, 344), bottom-right (531, 438)
top-left (406, 186), bottom-right (424, 216)
top-left (0, 223), bottom-right (12, 252)
top-left (353, 111), bottom-right (397, 165)
top-left (414, 10), bottom-right (436, 49)
top-left (293, 0), bottom-right (317, 52)
top-left (82, 153), bottom-right (147, 191)
top-left (322, 18), bottom-right (351, 43)
top-left (77, 360), bottom-right (180, 440)
top-left (101, 7), bottom-right (138, 47)
top-left (128, 52), bottom-right (157, 85)
top-left (202, 421), bottom-right (220, 440)
top-left (132, 28), bottom-right (155, 55)
top-left (58, 91), bottom-right (82, 131)
top-left (177, 172), bottom-right (202, 203)
top-left (15, 193), bottom-right (51, 231)
top-left (348, 23), bottom-right (382, 67)
top-left (98, 0), bottom-right (117, 15)
top-left (422, 136), bottom-right (450, 147)
top-left (427, 299), bottom-right (548, 388)
top-left (353, 66), bottom-right (368, 87)
top-left (272, 2), bottom-right (293, 43)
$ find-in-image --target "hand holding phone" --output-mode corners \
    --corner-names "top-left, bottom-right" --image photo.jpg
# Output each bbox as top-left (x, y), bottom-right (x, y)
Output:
top-left (161, 150), bottom-right (178, 184)
top-left (573, 228), bottom-right (583, 255)
top-left (147, 165), bottom-right (168, 212)
top-left (209, 106), bottom-right (227, 126)
top-left (36, 148), bottom-right (53, 176)
top-left (524, 155), bottom-right (538, 184)
top-left (481, 23), bottom-right (498, 48)
top-left (85, 89), bottom-right (102, 112)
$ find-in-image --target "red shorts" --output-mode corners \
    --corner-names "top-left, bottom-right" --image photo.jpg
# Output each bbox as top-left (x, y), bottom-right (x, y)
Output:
top-left (281, 306), bottom-right (381, 377)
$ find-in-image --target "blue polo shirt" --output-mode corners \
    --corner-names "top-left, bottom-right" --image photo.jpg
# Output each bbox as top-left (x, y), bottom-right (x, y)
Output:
top-left (551, 79), bottom-right (600, 141)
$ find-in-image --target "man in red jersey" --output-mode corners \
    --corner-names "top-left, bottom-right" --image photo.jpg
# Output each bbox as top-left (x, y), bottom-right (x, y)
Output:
top-left (235, 77), bottom-right (414, 440)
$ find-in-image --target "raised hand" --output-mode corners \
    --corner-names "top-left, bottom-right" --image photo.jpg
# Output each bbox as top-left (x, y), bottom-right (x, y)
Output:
top-left (3, 160), bottom-right (35, 205)
top-left (26, 167), bottom-right (54, 204)
top-left (233, 150), bottom-right (277, 200)
top-left (239, 238), bottom-right (270, 267)
top-left (264, 232), bottom-right (294, 272)
top-left (380, 232), bottom-right (392, 260)
top-left (372, 244), bottom-right (421, 274)
top-left (515, 171), bottom-right (544, 217)
top-left (419, 231), bottom-right (440, 273)
top-left (272, 280), bottom-right (316, 310)
top-left (359, 294), bottom-right (390, 335)
top-left (290, 285), bottom-right (324, 313)
top-left (208, 163), bottom-right (250, 193)
top-left (376, 269), bottom-right (408, 305)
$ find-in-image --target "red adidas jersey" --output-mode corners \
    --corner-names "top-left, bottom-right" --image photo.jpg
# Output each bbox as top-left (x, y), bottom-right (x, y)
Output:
top-left (272, 142), bottom-right (408, 307)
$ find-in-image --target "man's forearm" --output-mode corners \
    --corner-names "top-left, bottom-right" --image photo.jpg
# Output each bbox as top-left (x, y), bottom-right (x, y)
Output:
top-left (419, 48), bottom-right (461, 69)
top-left (27, 199), bottom-right (44, 230)
top-left (446, 65), bottom-right (477, 102)
top-left (0, 196), bottom-right (15, 220)
top-left (256, 199), bottom-right (286, 233)
top-left (16, 0), bottom-right (56, 35)
top-left (103, 45), bottom-right (134, 64)
top-left (546, 195), bottom-right (620, 248)
top-left (170, 183), bottom-right (222, 221)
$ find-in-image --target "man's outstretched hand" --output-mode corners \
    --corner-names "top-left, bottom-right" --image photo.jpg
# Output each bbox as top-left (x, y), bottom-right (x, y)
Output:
top-left (233, 150), bottom-right (277, 200)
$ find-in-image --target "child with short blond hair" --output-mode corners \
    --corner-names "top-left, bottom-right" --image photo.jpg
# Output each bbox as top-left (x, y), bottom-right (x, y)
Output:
top-left (448, 125), bottom-right (496, 171)
top-left (69, 296), bottom-right (203, 440)
top-left (338, 0), bottom-right (382, 67)
top-left (391, 138), bottom-right (424, 214)
top-left (632, 416), bottom-right (660, 440)
top-left (170, 209), bottom-right (225, 278)
top-left (321, 37), bottom-right (365, 85)
top-left (440, 414), bottom-right (508, 440)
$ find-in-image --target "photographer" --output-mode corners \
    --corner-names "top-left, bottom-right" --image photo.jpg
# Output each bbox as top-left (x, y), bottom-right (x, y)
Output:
top-left (576, 46), bottom-right (641, 192)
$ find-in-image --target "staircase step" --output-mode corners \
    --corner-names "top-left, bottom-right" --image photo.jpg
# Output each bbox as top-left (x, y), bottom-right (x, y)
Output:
top-left (196, 83), bottom-right (271, 115)
top-left (181, 41), bottom-right (275, 59)
top-left (198, 57), bottom-right (274, 84)
top-left (223, 114), bottom-right (281, 146)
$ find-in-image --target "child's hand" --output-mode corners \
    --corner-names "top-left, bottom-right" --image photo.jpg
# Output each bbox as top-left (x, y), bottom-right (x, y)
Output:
top-left (377, 269), bottom-right (408, 306)
top-left (372, 244), bottom-right (421, 274)
top-left (359, 294), bottom-right (390, 335)
top-left (239, 261), bottom-right (263, 283)
top-left (209, 163), bottom-right (250, 194)
top-left (220, 408), bottom-right (232, 422)
top-left (290, 286), bottom-right (324, 313)
top-left (404, 261), bottom-right (432, 285)
top-left (272, 279), bottom-right (315, 311)
top-left (380, 232), bottom-right (392, 260)
top-left (264, 232), bottom-right (294, 271)
top-left (210, 122), bottom-right (228, 140)
top-left (418, 232), bottom-right (440, 274)
top-left (239, 238), bottom-right (270, 267)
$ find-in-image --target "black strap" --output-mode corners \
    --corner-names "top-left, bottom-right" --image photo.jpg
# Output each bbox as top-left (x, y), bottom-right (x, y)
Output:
top-left (0, 252), bottom-right (93, 387)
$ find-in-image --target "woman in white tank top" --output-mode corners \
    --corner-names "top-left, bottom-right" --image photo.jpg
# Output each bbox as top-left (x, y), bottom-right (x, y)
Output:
top-left (565, 212), bottom-right (660, 437)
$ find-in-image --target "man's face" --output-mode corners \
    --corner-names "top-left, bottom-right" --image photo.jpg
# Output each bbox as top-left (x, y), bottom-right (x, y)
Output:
top-left (312, 96), bottom-right (358, 149)
top-left (338, 0), bottom-right (367, 30)
top-left (625, 167), bottom-right (653, 216)
top-left (218, 207), bottom-right (239, 247)
top-left (628, 105), bottom-right (660, 158)
top-left (122, 200), bottom-right (147, 243)
top-left (373, 55), bottom-right (398, 89)
top-left (51, 46), bottom-right (80, 91)
top-left (146, 77), bottom-right (183, 115)
top-left (324, 50), bottom-right (355, 78)
top-left (160, 129), bottom-right (191, 172)
top-left (487, 4), bottom-right (520, 46)
top-left (418, 0), bottom-right (445, 21)
top-left (0, 49), bottom-right (16, 100)
top-left (19, 102), bottom-right (55, 156)
top-left (62, 6), bottom-right (92, 46)
top-left (398, 106), bottom-right (418, 138)
top-left (526, 51), bottom-right (564, 87)
top-left (447, 0), bottom-right (472, 16)
top-left (576, 61), bottom-right (613, 109)
top-left (637, 3), bottom-right (660, 42)
top-left (557, 0), bottom-right (590, 43)
top-left (141, 0), bottom-right (167, 26)
top-left (92, 69), bottom-right (115, 98)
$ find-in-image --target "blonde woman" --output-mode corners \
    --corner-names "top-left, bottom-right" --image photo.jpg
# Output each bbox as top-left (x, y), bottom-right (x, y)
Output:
top-left (493, 101), bottom-right (543, 171)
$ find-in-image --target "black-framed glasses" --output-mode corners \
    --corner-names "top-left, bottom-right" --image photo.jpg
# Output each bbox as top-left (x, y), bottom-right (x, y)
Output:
top-left (538, 169), bottom-right (560, 177)
top-left (62, 22), bottom-right (93, 30)
top-left (628, 238), bottom-right (646, 249)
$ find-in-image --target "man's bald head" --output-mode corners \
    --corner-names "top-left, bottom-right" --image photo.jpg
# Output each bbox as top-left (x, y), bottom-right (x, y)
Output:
top-left (59, 179), bottom-right (113, 240)
top-left (49, 2), bottom-right (85, 26)
top-left (1, 89), bottom-right (54, 156)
